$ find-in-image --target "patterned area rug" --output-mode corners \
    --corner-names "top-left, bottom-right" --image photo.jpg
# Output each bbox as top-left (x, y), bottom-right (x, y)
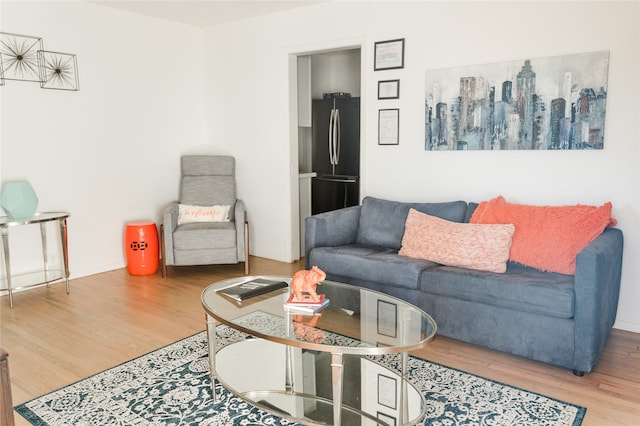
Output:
top-left (15, 326), bottom-right (585, 426)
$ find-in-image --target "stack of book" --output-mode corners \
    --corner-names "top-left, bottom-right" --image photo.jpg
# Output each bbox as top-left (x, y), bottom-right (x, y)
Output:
top-left (217, 278), bottom-right (288, 302)
top-left (284, 293), bottom-right (330, 314)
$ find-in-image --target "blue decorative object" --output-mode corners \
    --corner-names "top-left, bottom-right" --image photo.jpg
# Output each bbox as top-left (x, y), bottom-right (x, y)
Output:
top-left (0, 180), bottom-right (38, 219)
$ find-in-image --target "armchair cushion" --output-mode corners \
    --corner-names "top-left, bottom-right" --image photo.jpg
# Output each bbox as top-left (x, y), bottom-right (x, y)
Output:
top-left (173, 222), bottom-right (236, 250)
top-left (180, 156), bottom-right (237, 220)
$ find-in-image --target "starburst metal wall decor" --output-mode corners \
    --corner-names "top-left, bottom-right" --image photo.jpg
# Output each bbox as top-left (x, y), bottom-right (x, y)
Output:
top-left (0, 32), bottom-right (43, 82)
top-left (0, 54), bottom-right (4, 86)
top-left (0, 31), bottom-right (79, 91)
top-left (38, 50), bottom-right (79, 91)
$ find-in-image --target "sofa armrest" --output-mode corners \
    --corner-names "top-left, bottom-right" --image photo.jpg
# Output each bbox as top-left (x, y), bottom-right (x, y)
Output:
top-left (573, 227), bottom-right (623, 373)
top-left (162, 202), bottom-right (179, 266)
top-left (305, 205), bottom-right (362, 268)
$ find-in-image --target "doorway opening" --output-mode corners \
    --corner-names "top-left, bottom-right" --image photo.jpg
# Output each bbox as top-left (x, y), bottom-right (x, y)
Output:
top-left (291, 46), bottom-right (362, 261)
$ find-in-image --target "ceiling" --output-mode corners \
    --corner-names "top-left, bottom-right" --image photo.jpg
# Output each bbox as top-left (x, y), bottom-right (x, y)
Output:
top-left (90, 0), bottom-right (325, 28)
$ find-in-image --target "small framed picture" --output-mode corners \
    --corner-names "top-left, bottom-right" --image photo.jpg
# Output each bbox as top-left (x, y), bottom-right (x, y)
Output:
top-left (378, 109), bottom-right (400, 146)
top-left (377, 299), bottom-right (398, 337)
top-left (377, 373), bottom-right (397, 409)
top-left (377, 411), bottom-right (397, 426)
top-left (378, 79), bottom-right (400, 99)
top-left (374, 38), bottom-right (405, 71)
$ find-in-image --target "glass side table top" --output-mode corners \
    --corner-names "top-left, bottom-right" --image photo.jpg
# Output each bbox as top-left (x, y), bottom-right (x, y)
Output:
top-left (0, 212), bottom-right (69, 226)
top-left (201, 275), bottom-right (437, 355)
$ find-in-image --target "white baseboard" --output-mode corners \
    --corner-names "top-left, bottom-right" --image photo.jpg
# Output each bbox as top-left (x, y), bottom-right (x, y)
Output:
top-left (67, 262), bottom-right (125, 280)
top-left (613, 320), bottom-right (640, 334)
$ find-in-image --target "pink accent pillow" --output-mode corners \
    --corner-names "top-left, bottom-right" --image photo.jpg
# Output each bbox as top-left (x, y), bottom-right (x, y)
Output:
top-left (470, 196), bottom-right (616, 275)
top-left (399, 209), bottom-right (515, 273)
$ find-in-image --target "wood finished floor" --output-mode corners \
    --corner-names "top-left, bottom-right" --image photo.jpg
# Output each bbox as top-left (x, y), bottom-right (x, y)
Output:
top-left (1, 256), bottom-right (638, 425)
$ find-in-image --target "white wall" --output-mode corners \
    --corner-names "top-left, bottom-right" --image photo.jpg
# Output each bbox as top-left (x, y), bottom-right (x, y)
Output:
top-left (1, 0), bottom-right (207, 277)
top-left (202, 1), bottom-right (639, 332)
top-left (311, 49), bottom-right (362, 99)
top-left (1, 1), bottom-right (637, 333)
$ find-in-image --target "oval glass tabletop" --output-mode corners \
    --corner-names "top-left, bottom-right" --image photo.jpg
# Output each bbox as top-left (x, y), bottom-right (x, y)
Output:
top-left (201, 275), bottom-right (437, 355)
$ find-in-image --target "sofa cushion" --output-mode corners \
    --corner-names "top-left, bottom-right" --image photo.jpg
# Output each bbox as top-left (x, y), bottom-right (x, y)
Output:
top-left (464, 202), bottom-right (479, 223)
top-left (356, 197), bottom-right (468, 249)
top-left (308, 245), bottom-right (439, 290)
top-left (471, 195), bottom-right (616, 274)
top-left (399, 209), bottom-right (515, 273)
top-left (419, 262), bottom-right (576, 318)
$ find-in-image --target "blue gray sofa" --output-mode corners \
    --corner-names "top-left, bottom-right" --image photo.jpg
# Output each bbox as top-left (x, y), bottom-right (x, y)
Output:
top-left (305, 196), bottom-right (624, 375)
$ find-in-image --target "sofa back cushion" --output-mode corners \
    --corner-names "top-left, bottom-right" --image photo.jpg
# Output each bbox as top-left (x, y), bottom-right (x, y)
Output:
top-left (356, 197), bottom-right (468, 249)
top-left (464, 202), bottom-right (479, 223)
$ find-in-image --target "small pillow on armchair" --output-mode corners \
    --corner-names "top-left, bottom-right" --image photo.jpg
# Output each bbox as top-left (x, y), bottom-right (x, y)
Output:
top-left (177, 204), bottom-right (231, 225)
top-left (399, 209), bottom-right (515, 273)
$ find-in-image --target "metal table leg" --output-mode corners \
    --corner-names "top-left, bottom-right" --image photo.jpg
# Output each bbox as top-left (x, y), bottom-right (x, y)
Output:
top-left (401, 351), bottom-right (409, 424)
top-left (39, 222), bottom-right (50, 288)
top-left (0, 348), bottom-right (15, 426)
top-left (331, 352), bottom-right (344, 425)
top-left (206, 313), bottom-right (218, 401)
top-left (285, 345), bottom-right (294, 393)
top-left (1, 228), bottom-right (12, 308)
top-left (59, 217), bottom-right (70, 294)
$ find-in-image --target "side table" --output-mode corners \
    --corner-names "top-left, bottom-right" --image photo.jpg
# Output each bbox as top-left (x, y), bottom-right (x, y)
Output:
top-left (0, 212), bottom-right (70, 308)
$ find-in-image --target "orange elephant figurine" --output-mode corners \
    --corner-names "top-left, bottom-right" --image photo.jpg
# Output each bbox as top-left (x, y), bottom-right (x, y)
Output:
top-left (291, 266), bottom-right (326, 302)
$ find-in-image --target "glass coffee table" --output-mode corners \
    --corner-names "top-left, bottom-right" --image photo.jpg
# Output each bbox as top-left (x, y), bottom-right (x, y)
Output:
top-left (201, 276), bottom-right (437, 426)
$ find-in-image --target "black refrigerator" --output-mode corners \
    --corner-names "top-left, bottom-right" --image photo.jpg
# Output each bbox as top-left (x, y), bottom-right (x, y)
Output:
top-left (311, 97), bottom-right (360, 214)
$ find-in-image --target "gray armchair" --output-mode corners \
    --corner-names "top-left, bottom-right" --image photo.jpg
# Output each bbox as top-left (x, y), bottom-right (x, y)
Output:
top-left (161, 155), bottom-right (249, 277)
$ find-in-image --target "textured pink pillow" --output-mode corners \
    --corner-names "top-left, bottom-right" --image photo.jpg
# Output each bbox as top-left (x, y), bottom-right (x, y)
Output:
top-left (399, 209), bottom-right (515, 273)
top-left (470, 196), bottom-right (616, 275)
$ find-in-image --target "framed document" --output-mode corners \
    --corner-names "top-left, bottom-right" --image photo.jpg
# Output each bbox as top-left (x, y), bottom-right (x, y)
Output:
top-left (374, 38), bottom-right (405, 71)
top-left (377, 299), bottom-right (398, 337)
top-left (378, 109), bottom-right (399, 145)
top-left (377, 373), bottom-right (398, 409)
top-left (378, 79), bottom-right (400, 99)
top-left (377, 412), bottom-right (396, 426)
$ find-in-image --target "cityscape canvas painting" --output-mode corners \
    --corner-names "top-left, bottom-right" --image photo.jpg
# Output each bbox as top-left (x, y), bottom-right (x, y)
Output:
top-left (425, 51), bottom-right (609, 150)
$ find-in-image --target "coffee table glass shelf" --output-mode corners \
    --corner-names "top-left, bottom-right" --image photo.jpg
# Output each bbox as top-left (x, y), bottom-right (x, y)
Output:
top-left (201, 275), bottom-right (437, 426)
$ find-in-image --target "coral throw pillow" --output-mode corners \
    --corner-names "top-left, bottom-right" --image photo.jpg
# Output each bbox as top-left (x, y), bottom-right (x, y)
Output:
top-left (399, 209), bottom-right (515, 273)
top-left (470, 196), bottom-right (616, 275)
